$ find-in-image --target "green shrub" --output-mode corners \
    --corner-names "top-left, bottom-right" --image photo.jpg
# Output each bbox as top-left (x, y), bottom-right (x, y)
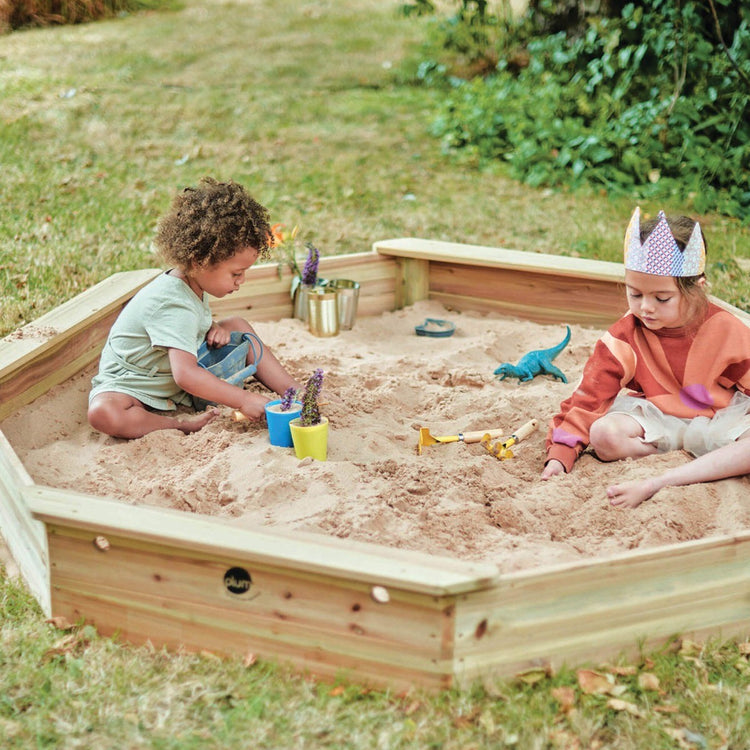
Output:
top-left (408, 1), bottom-right (750, 220)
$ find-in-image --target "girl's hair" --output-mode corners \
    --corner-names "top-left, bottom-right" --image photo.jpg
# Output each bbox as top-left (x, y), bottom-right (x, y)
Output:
top-left (640, 213), bottom-right (709, 314)
top-left (155, 177), bottom-right (273, 269)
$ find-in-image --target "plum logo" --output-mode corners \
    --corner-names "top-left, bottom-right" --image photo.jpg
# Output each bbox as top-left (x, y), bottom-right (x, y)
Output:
top-left (224, 567), bottom-right (252, 595)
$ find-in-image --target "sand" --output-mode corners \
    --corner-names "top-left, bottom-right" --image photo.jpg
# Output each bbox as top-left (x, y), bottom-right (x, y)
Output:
top-left (4, 300), bottom-right (750, 574)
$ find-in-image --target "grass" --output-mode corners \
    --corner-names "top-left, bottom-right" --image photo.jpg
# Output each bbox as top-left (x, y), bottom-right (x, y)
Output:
top-left (1, 0), bottom-right (748, 338)
top-left (3, 564), bottom-right (750, 748)
top-left (1, 0), bottom-right (750, 746)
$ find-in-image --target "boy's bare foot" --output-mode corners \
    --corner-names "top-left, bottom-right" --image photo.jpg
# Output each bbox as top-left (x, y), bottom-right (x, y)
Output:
top-left (607, 477), bottom-right (660, 509)
top-left (176, 407), bottom-right (219, 434)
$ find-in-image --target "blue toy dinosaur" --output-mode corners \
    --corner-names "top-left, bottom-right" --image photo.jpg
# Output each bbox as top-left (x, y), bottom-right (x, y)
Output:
top-left (494, 326), bottom-right (571, 383)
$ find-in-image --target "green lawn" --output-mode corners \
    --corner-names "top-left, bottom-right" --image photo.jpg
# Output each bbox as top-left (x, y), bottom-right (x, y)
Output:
top-left (2, 1), bottom-right (750, 747)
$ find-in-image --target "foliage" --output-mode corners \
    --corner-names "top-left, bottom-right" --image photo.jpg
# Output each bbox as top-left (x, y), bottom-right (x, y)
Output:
top-left (408, 0), bottom-right (750, 220)
top-left (0, 0), bottom-right (170, 32)
top-left (2, 0), bottom-right (748, 336)
top-left (299, 368), bottom-right (324, 426)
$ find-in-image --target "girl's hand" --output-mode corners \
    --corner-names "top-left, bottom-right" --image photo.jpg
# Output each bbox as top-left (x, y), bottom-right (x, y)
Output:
top-left (237, 391), bottom-right (271, 421)
top-left (206, 323), bottom-right (231, 348)
top-left (541, 459), bottom-right (566, 479)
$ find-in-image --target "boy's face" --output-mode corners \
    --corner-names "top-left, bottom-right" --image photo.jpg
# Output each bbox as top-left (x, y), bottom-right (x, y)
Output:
top-left (624, 269), bottom-right (687, 330)
top-left (189, 246), bottom-right (258, 298)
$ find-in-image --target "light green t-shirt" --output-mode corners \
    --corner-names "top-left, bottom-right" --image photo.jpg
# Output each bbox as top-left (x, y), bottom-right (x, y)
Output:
top-left (90, 271), bottom-right (213, 410)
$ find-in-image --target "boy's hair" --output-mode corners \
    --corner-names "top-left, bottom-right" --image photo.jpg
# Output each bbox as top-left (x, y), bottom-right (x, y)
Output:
top-left (155, 177), bottom-right (273, 269)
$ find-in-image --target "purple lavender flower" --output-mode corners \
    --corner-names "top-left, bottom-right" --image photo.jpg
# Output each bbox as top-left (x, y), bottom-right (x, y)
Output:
top-left (301, 242), bottom-right (320, 286)
top-left (300, 368), bottom-right (324, 426)
top-left (280, 387), bottom-right (298, 412)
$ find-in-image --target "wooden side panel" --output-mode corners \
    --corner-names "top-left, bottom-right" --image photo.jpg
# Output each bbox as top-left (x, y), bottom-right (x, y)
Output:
top-left (452, 534), bottom-right (750, 684)
top-left (0, 430), bottom-right (49, 613)
top-left (0, 269), bottom-right (161, 420)
top-left (429, 262), bottom-right (625, 326)
top-left (208, 253), bottom-right (398, 322)
top-left (43, 522), bottom-right (458, 689)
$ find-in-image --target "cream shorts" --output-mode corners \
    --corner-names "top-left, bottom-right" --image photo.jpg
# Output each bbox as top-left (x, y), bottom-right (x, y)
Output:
top-left (607, 391), bottom-right (750, 457)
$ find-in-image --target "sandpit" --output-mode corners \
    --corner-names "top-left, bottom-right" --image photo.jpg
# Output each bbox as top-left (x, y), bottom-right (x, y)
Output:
top-left (4, 300), bottom-right (749, 574)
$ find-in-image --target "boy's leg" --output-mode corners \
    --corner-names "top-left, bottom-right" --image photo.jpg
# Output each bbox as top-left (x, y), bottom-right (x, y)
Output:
top-left (88, 392), bottom-right (218, 439)
top-left (215, 316), bottom-right (301, 396)
top-left (588, 412), bottom-right (659, 462)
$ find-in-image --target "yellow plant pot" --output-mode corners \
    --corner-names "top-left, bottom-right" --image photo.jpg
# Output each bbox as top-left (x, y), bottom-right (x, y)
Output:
top-left (289, 417), bottom-right (329, 461)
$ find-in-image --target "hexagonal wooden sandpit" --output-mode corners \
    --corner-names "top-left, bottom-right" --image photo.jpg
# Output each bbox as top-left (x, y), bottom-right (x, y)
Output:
top-left (2, 239), bottom-right (750, 691)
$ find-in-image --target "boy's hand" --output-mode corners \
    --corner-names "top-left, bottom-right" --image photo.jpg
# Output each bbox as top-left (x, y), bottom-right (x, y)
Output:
top-left (237, 391), bottom-right (271, 421)
top-left (541, 459), bottom-right (566, 479)
top-left (206, 323), bottom-right (231, 348)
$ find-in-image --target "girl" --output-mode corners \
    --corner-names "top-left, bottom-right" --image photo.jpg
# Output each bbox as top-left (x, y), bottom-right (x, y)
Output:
top-left (541, 207), bottom-right (750, 508)
top-left (88, 177), bottom-right (302, 439)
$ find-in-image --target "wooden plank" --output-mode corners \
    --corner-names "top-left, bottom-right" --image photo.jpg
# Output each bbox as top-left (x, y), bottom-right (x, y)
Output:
top-left (27, 486), bottom-right (499, 596)
top-left (0, 429), bottom-right (49, 613)
top-left (374, 237), bottom-right (624, 281)
top-left (209, 253), bottom-right (398, 322)
top-left (50, 588), bottom-right (454, 690)
top-left (451, 533), bottom-right (750, 682)
top-left (394, 258), bottom-right (430, 308)
top-left (429, 262), bottom-right (625, 326)
top-left (0, 269), bottom-right (161, 419)
top-left (44, 523), bottom-right (457, 688)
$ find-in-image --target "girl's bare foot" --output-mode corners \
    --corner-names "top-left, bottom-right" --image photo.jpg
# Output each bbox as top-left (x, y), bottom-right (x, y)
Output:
top-left (607, 477), bottom-right (660, 509)
top-left (176, 407), bottom-right (219, 434)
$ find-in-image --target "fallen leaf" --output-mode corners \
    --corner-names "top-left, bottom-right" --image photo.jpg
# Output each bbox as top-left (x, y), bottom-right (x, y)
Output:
top-left (551, 686), bottom-right (576, 713)
top-left (452, 706), bottom-right (481, 728)
top-left (607, 698), bottom-right (644, 717)
top-left (46, 616), bottom-right (75, 630)
top-left (404, 700), bottom-right (421, 716)
top-left (548, 729), bottom-right (581, 749)
top-left (329, 685), bottom-right (345, 697)
top-left (653, 704), bottom-right (679, 713)
top-left (577, 669), bottom-right (615, 695)
top-left (638, 672), bottom-right (660, 691)
top-left (679, 638), bottom-right (703, 657)
top-left (515, 666), bottom-right (551, 685)
top-left (606, 664), bottom-right (637, 676)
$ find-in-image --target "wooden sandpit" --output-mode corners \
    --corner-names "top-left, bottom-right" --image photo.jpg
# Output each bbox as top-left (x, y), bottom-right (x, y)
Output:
top-left (2, 239), bottom-right (750, 690)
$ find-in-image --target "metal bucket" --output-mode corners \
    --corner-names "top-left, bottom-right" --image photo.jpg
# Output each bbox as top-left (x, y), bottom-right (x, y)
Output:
top-left (307, 289), bottom-right (339, 337)
top-left (328, 279), bottom-right (360, 330)
top-left (293, 279), bottom-right (328, 321)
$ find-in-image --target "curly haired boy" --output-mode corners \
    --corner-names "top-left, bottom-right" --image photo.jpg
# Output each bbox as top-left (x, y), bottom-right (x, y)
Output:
top-left (88, 177), bottom-right (301, 438)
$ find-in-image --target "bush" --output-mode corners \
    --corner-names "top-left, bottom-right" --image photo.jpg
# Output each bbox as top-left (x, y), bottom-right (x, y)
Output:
top-left (1, 0), bottom-right (170, 33)
top-left (407, 1), bottom-right (750, 220)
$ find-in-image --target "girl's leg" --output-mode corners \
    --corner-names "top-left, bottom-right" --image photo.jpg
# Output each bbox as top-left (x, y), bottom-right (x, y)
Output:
top-left (588, 412), bottom-right (659, 461)
top-left (216, 316), bottom-right (301, 395)
top-left (88, 392), bottom-right (218, 439)
top-left (608, 430), bottom-right (750, 509)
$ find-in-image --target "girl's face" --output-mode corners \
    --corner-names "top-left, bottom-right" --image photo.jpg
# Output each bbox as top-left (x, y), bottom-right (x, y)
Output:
top-left (624, 269), bottom-right (696, 330)
top-left (187, 246), bottom-right (259, 298)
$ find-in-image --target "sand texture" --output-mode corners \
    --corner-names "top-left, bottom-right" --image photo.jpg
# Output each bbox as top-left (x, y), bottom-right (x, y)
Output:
top-left (4, 300), bottom-right (749, 574)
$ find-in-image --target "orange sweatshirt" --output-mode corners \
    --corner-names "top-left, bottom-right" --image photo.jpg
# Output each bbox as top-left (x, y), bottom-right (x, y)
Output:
top-left (545, 303), bottom-right (750, 472)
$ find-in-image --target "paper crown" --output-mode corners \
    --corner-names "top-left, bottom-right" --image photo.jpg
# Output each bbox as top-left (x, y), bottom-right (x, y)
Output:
top-left (623, 207), bottom-right (705, 277)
